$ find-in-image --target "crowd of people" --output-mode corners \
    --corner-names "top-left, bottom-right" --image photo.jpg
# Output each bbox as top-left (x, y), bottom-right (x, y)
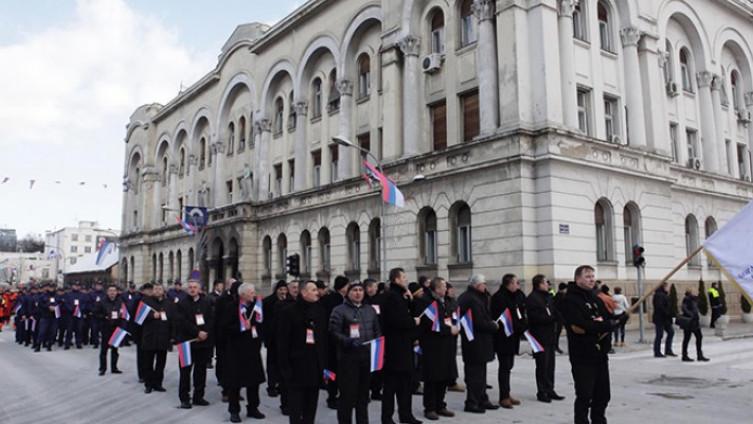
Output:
top-left (0, 265), bottom-right (711, 424)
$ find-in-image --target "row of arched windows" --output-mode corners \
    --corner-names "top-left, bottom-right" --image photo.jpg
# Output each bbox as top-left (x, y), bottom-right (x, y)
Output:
top-left (150, 248), bottom-right (193, 284)
top-left (425, 0), bottom-right (477, 54)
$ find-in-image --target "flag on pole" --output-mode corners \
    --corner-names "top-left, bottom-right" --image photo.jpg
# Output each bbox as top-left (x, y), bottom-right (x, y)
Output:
top-left (252, 296), bottom-right (263, 323)
top-left (703, 200), bottom-right (753, 304)
top-left (239, 304), bottom-right (250, 332)
top-left (95, 240), bottom-right (114, 266)
top-left (421, 301), bottom-right (441, 332)
top-left (120, 302), bottom-right (130, 321)
top-left (108, 327), bottom-right (129, 348)
top-left (177, 341), bottom-right (193, 368)
top-left (362, 160), bottom-right (405, 208)
top-left (323, 369), bottom-right (337, 382)
top-left (177, 216), bottom-right (197, 235)
top-left (460, 309), bottom-right (475, 341)
top-left (134, 301), bottom-right (153, 325)
top-left (367, 336), bottom-right (385, 372)
top-left (524, 330), bottom-right (545, 353)
top-left (496, 308), bottom-right (514, 337)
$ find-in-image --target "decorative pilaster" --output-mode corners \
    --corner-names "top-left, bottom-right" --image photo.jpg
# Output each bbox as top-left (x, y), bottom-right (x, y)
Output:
top-left (474, 0), bottom-right (499, 134)
top-left (558, 0), bottom-right (578, 129)
top-left (697, 71), bottom-right (719, 173)
top-left (293, 101), bottom-right (308, 191)
top-left (620, 27), bottom-right (647, 148)
top-left (337, 79), bottom-right (354, 180)
top-left (399, 35), bottom-right (421, 157)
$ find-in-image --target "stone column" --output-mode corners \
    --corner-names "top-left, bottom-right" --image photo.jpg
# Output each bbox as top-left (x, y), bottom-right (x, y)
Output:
top-left (258, 119), bottom-right (272, 199)
top-left (293, 101), bottom-right (308, 191)
top-left (712, 75), bottom-right (736, 177)
top-left (251, 120), bottom-right (263, 200)
top-left (337, 79), bottom-right (354, 180)
top-left (638, 34), bottom-right (670, 154)
top-left (188, 154), bottom-right (198, 204)
top-left (167, 164), bottom-right (178, 211)
top-left (620, 27), bottom-right (647, 148)
top-left (697, 71), bottom-right (719, 173)
top-left (380, 45), bottom-right (403, 160)
top-left (557, 0), bottom-right (578, 129)
top-left (212, 139), bottom-right (225, 206)
top-left (474, 0), bottom-right (499, 134)
top-left (399, 35), bottom-right (421, 157)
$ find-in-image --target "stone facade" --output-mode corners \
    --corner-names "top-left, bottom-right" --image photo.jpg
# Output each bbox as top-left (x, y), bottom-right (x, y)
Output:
top-left (120, 0), bottom-right (753, 303)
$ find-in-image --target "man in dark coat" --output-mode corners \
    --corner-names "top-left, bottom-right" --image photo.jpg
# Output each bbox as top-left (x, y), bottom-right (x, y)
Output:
top-left (130, 283), bottom-right (153, 383)
top-left (553, 282), bottom-right (568, 353)
top-left (277, 281), bottom-right (327, 424)
top-left (458, 274), bottom-right (499, 413)
top-left (363, 278), bottom-right (383, 400)
top-left (34, 284), bottom-right (59, 352)
top-left (490, 273), bottom-right (527, 409)
top-left (207, 279), bottom-right (226, 370)
top-left (62, 282), bottom-right (86, 349)
top-left (213, 279), bottom-right (238, 401)
top-left (174, 279), bottom-right (214, 409)
top-left (87, 281), bottom-right (105, 348)
top-left (526, 275), bottom-right (565, 403)
top-left (262, 280), bottom-right (288, 398)
top-left (329, 281), bottom-right (381, 424)
top-left (559, 265), bottom-right (628, 424)
top-left (414, 277), bottom-right (458, 420)
top-left (321, 275), bottom-right (350, 410)
top-left (220, 282), bottom-right (266, 422)
top-left (141, 284), bottom-right (171, 393)
top-left (94, 285), bottom-right (126, 375)
top-left (652, 282), bottom-right (676, 357)
top-left (379, 268), bottom-right (422, 424)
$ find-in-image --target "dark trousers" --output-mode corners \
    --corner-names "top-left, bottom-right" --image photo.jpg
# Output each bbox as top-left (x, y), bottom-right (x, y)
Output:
top-left (15, 316), bottom-right (25, 343)
top-left (228, 384), bottom-right (261, 414)
top-left (370, 370), bottom-right (383, 397)
top-left (65, 317), bottom-right (82, 347)
top-left (136, 343), bottom-right (145, 380)
top-left (36, 317), bottom-right (56, 348)
top-left (288, 386), bottom-right (319, 424)
top-left (571, 360), bottom-right (610, 424)
top-left (682, 329), bottom-right (704, 357)
top-left (534, 347), bottom-right (556, 396)
top-left (423, 381), bottom-right (448, 413)
top-left (555, 322), bottom-right (564, 350)
top-left (57, 315), bottom-right (70, 345)
top-left (337, 356), bottom-right (370, 424)
top-left (143, 349), bottom-right (167, 388)
top-left (99, 342), bottom-right (119, 372)
top-left (382, 371), bottom-right (414, 423)
top-left (266, 345), bottom-right (280, 391)
top-left (215, 344), bottom-right (225, 391)
top-left (326, 348), bottom-right (339, 403)
top-left (90, 318), bottom-right (101, 345)
top-left (613, 321), bottom-right (626, 343)
top-left (179, 347), bottom-right (210, 402)
top-left (653, 321), bottom-right (675, 355)
top-left (497, 354), bottom-right (515, 399)
top-left (710, 307), bottom-right (722, 328)
top-left (463, 361), bottom-right (489, 409)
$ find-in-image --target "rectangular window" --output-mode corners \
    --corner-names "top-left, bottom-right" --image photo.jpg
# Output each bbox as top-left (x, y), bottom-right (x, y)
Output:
top-left (133, 210), bottom-right (138, 228)
top-left (85, 235), bottom-right (92, 242)
top-left (461, 15), bottom-right (477, 46)
top-left (577, 88), bottom-right (592, 135)
top-left (431, 28), bottom-right (445, 54)
top-left (425, 230), bottom-right (438, 265)
top-left (686, 129), bottom-right (698, 162)
top-left (304, 244), bottom-right (312, 274)
top-left (70, 246), bottom-right (77, 253)
top-left (178, 198), bottom-right (184, 219)
top-left (604, 96), bottom-right (618, 142)
top-left (274, 164), bottom-right (282, 196)
top-left (161, 204), bottom-right (167, 223)
top-left (726, 140), bottom-right (733, 175)
top-left (288, 159), bottom-right (295, 192)
top-left (457, 225), bottom-right (471, 263)
top-left (670, 123), bottom-right (679, 162)
top-left (330, 145), bottom-right (339, 182)
top-left (71, 234), bottom-right (78, 242)
top-left (323, 241), bottom-right (331, 271)
top-left (351, 239), bottom-right (360, 271)
top-left (358, 133), bottom-right (371, 159)
top-left (461, 91), bottom-right (480, 142)
top-left (596, 223), bottom-right (607, 261)
top-left (359, 70), bottom-right (371, 99)
top-left (378, 128), bottom-right (383, 161)
top-left (226, 180), bottom-right (233, 204)
top-left (312, 150), bottom-right (322, 188)
top-left (738, 143), bottom-right (748, 179)
top-left (573, 3), bottom-right (588, 41)
top-left (70, 257), bottom-right (77, 265)
top-left (431, 100), bottom-right (448, 151)
top-left (84, 246), bottom-right (91, 253)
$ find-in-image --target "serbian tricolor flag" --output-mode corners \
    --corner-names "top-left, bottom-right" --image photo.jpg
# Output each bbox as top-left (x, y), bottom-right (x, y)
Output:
top-left (252, 296), bottom-right (263, 323)
top-left (108, 327), bottom-right (129, 348)
top-left (497, 308), bottom-right (514, 337)
top-left (134, 301), bottom-right (153, 326)
top-left (177, 216), bottom-right (197, 235)
top-left (524, 330), bottom-right (545, 353)
top-left (460, 309), bottom-right (475, 342)
top-left (363, 160), bottom-right (405, 208)
top-left (367, 336), bottom-right (385, 372)
top-left (73, 304), bottom-right (82, 318)
top-left (239, 304), bottom-right (250, 332)
top-left (323, 369), bottom-right (337, 382)
top-left (421, 301), bottom-right (440, 332)
top-left (54, 305), bottom-right (61, 319)
top-left (120, 302), bottom-right (131, 321)
top-left (177, 341), bottom-right (193, 368)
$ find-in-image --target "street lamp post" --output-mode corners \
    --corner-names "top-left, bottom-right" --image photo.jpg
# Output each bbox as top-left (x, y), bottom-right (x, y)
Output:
top-left (332, 136), bottom-right (387, 282)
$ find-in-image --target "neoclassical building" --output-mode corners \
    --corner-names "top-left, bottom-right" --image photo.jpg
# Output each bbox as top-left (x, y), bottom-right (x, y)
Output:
top-left (120, 0), bottom-right (753, 298)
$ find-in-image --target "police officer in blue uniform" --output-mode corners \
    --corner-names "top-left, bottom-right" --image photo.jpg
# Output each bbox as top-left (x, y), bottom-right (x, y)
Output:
top-left (88, 281), bottom-right (105, 348)
top-left (64, 282), bottom-right (86, 349)
top-left (34, 284), bottom-right (59, 352)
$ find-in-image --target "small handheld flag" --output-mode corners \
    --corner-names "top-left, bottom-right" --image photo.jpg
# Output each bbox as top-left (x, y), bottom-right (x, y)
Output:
top-left (239, 304), bottom-right (250, 332)
top-left (134, 301), bottom-right (153, 326)
top-left (73, 304), bottom-right (82, 318)
top-left (497, 308), bottom-right (514, 337)
top-left (108, 327), bottom-right (129, 348)
top-left (367, 336), bottom-right (385, 372)
top-left (323, 369), bottom-right (337, 382)
top-left (120, 303), bottom-right (131, 321)
top-left (14, 303), bottom-right (22, 314)
top-left (54, 305), bottom-right (61, 319)
top-left (421, 301), bottom-right (441, 332)
top-left (460, 309), bottom-right (475, 342)
top-left (524, 330), bottom-right (545, 353)
top-left (177, 341), bottom-right (193, 368)
top-left (252, 296), bottom-right (264, 323)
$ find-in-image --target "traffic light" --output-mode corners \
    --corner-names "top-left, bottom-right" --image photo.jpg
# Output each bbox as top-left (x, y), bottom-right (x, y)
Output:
top-left (633, 244), bottom-right (645, 267)
top-left (286, 253), bottom-right (300, 276)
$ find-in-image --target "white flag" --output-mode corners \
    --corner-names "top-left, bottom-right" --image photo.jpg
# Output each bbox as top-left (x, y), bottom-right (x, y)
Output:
top-left (703, 200), bottom-right (753, 302)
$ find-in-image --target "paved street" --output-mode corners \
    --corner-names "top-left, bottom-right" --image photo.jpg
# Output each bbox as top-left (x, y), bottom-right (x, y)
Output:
top-left (1, 327), bottom-right (753, 424)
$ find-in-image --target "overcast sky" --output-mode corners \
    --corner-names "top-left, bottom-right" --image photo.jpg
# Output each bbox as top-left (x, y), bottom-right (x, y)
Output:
top-left (0, 0), bottom-right (304, 238)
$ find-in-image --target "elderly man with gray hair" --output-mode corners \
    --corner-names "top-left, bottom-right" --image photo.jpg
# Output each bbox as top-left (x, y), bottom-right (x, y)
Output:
top-left (458, 274), bottom-right (500, 413)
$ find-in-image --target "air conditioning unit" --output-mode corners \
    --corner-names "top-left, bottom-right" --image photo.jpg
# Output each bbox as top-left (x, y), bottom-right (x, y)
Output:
top-left (422, 53), bottom-right (443, 74)
top-left (665, 81), bottom-right (679, 97)
top-left (609, 134), bottom-right (622, 144)
top-left (687, 157), bottom-right (702, 170)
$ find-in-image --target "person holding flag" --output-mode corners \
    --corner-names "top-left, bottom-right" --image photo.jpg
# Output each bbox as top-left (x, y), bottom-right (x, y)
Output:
top-left (525, 275), bottom-right (565, 403)
top-left (414, 277), bottom-right (459, 420)
top-left (141, 284), bottom-right (172, 394)
top-left (34, 283), bottom-right (59, 352)
top-left (63, 281), bottom-right (86, 349)
top-left (93, 284), bottom-right (126, 375)
top-left (87, 281), bottom-right (106, 349)
top-left (490, 274), bottom-right (528, 409)
top-left (218, 282), bottom-right (266, 422)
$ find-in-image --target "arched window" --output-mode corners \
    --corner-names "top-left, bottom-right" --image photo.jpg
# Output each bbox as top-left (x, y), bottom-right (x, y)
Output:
top-left (368, 218), bottom-right (381, 272)
top-left (288, 91), bottom-right (296, 130)
top-left (300, 230), bottom-right (312, 276)
top-left (199, 137), bottom-right (207, 169)
top-left (704, 217), bottom-right (717, 239)
top-left (312, 78), bottom-right (323, 118)
top-left (238, 116), bottom-right (246, 152)
top-left (731, 71), bottom-right (741, 110)
top-left (460, 0), bottom-right (476, 47)
top-left (187, 248), bottom-right (194, 275)
top-left (663, 40), bottom-right (674, 84)
top-left (179, 147), bottom-right (186, 177)
top-left (161, 156), bottom-right (168, 187)
top-left (357, 53), bottom-right (371, 99)
top-left (346, 222), bottom-right (361, 271)
top-left (274, 97), bottom-right (284, 135)
top-left (685, 215), bottom-right (700, 266)
top-left (680, 48), bottom-right (693, 92)
top-left (262, 236), bottom-right (272, 276)
top-left (133, 167), bottom-right (140, 195)
top-left (176, 250), bottom-right (182, 282)
top-left (450, 202), bottom-right (472, 264)
top-left (572, 1), bottom-right (588, 41)
top-left (623, 203), bottom-right (642, 264)
top-left (595, 199), bottom-right (614, 262)
top-left (418, 207), bottom-right (438, 265)
top-left (227, 122), bottom-right (235, 156)
top-left (277, 234), bottom-right (287, 276)
top-left (430, 9), bottom-right (445, 54)
top-left (158, 252), bottom-right (164, 282)
top-left (328, 69), bottom-right (340, 112)
top-left (318, 227), bottom-right (331, 272)
top-left (121, 258), bottom-right (128, 284)
top-left (130, 256), bottom-right (135, 279)
top-left (168, 251), bottom-right (174, 281)
top-left (152, 253), bottom-right (157, 282)
top-left (597, 1), bottom-right (613, 52)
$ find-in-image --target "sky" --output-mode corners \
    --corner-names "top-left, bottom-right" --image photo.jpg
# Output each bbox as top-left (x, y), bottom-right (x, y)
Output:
top-left (0, 0), bottom-right (305, 238)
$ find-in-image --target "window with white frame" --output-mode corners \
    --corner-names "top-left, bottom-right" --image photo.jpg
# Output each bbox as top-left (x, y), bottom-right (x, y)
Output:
top-left (573, 1), bottom-right (588, 42)
top-left (686, 129), bottom-right (698, 161)
top-left (460, 0), bottom-right (477, 47)
top-left (597, 1), bottom-right (613, 52)
top-left (357, 54), bottom-right (371, 99)
top-left (669, 123), bottom-right (679, 163)
top-left (430, 9), bottom-right (445, 54)
top-left (604, 96), bottom-right (618, 141)
top-left (312, 78), bottom-right (322, 118)
top-left (577, 88), bottom-right (592, 135)
top-left (594, 199), bottom-right (614, 262)
top-left (451, 202), bottom-right (472, 264)
top-left (680, 48), bottom-right (693, 92)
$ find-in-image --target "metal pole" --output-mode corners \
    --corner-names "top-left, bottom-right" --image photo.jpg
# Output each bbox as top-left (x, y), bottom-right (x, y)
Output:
top-left (637, 265), bottom-right (645, 343)
top-left (377, 162), bottom-right (386, 283)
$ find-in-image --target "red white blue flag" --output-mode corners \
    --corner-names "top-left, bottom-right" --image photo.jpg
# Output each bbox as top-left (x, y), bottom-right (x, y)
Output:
top-left (460, 309), bottom-right (475, 342)
top-left (73, 304), bottom-right (82, 318)
top-left (367, 336), bottom-right (385, 372)
top-left (524, 330), bottom-right (545, 353)
top-left (108, 327), bottom-right (129, 348)
top-left (422, 301), bottom-right (441, 332)
top-left (497, 308), bottom-right (514, 337)
top-left (177, 216), bottom-right (197, 236)
top-left (252, 296), bottom-right (264, 323)
top-left (120, 302), bottom-right (130, 321)
top-left (362, 160), bottom-right (405, 208)
top-left (323, 369), bottom-right (337, 382)
top-left (134, 301), bottom-right (153, 326)
top-left (239, 303), bottom-right (250, 332)
top-left (177, 341), bottom-right (193, 368)
top-left (53, 305), bottom-right (61, 319)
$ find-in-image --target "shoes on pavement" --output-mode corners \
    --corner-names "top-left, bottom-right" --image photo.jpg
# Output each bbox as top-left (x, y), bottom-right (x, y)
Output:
top-left (509, 397), bottom-right (521, 405)
top-left (98, 370), bottom-right (105, 376)
top-left (437, 408), bottom-right (455, 417)
top-left (267, 387), bottom-right (279, 397)
top-left (424, 411), bottom-right (439, 421)
top-left (549, 392), bottom-right (565, 401)
top-left (537, 393), bottom-right (551, 403)
top-left (654, 353), bottom-right (665, 358)
top-left (230, 413), bottom-right (241, 423)
top-left (482, 401), bottom-right (499, 410)
top-left (153, 386), bottom-right (166, 392)
top-left (179, 401), bottom-right (192, 409)
top-left (399, 416), bottom-right (423, 424)
top-left (682, 356), bottom-right (694, 362)
top-left (698, 356), bottom-right (710, 362)
top-left (498, 398), bottom-right (514, 409)
top-left (111, 369), bottom-right (123, 374)
top-left (193, 398), bottom-right (210, 406)
top-left (666, 352), bottom-right (678, 357)
top-left (144, 387), bottom-right (153, 394)
top-left (463, 405), bottom-right (486, 413)
top-left (247, 408), bottom-right (265, 419)
top-left (447, 383), bottom-right (465, 392)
